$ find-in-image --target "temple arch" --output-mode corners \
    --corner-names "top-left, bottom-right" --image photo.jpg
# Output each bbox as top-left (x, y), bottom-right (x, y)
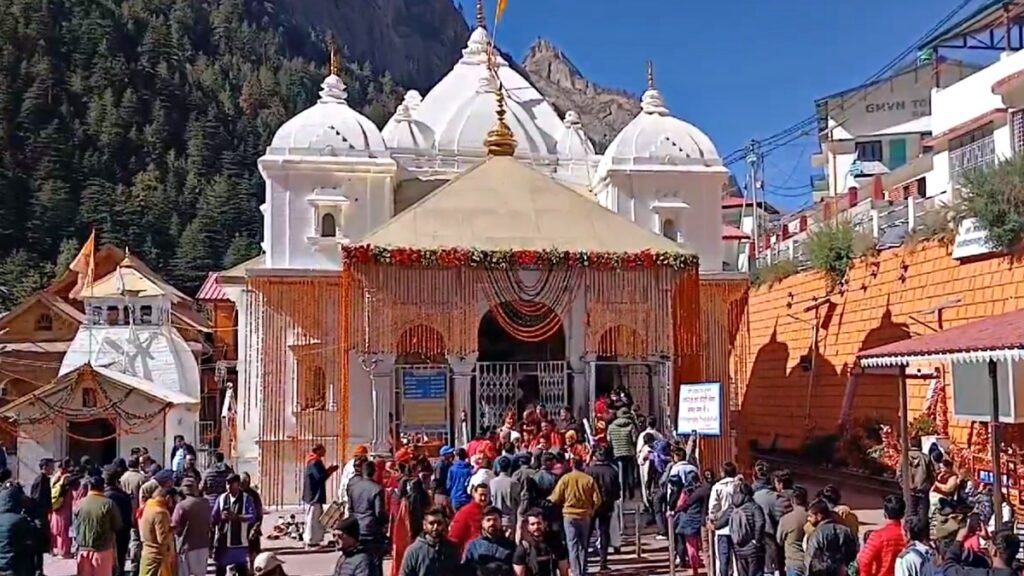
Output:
top-left (475, 301), bottom-right (568, 431)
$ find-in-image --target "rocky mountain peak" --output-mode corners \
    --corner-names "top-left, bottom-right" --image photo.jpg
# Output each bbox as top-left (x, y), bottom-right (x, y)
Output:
top-left (522, 37), bottom-right (640, 152)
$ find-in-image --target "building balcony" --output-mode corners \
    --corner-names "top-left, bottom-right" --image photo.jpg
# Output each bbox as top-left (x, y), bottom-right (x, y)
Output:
top-left (949, 135), bottom-right (996, 190)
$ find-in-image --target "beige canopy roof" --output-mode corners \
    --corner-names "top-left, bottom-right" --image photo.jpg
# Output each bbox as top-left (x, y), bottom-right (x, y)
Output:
top-left (361, 156), bottom-right (695, 254)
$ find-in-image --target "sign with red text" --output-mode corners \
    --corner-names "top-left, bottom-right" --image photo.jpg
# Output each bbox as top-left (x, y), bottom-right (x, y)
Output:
top-left (676, 382), bottom-right (722, 437)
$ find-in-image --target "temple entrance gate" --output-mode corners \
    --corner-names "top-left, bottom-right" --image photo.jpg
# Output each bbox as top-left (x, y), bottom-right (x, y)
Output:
top-left (475, 361), bottom-right (567, 431)
top-left (589, 360), bottom-right (672, 430)
top-left (475, 301), bottom-right (567, 435)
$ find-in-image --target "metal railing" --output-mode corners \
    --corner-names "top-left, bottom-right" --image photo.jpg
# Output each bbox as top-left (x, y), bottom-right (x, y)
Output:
top-left (949, 135), bottom-right (996, 190)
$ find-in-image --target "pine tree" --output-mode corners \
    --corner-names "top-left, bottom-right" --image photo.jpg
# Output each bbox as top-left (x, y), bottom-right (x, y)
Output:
top-left (54, 237), bottom-right (80, 276)
top-left (223, 234), bottom-right (260, 269)
top-left (0, 250), bottom-right (51, 312)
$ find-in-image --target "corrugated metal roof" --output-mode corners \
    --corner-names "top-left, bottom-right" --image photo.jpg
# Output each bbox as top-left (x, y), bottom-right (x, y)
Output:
top-left (196, 273), bottom-right (229, 301)
top-left (858, 308), bottom-right (1024, 367)
top-left (721, 225), bottom-right (750, 240)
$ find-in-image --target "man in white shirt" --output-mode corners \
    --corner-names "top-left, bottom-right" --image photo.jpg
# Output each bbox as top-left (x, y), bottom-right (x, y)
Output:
top-left (707, 462), bottom-right (741, 576)
top-left (339, 445), bottom-right (369, 514)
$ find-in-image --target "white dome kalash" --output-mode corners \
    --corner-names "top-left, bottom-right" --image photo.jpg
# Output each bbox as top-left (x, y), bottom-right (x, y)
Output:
top-left (596, 62), bottom-right (726, 179)
top-left (382, 95), bottom-right (435, 151)
top-left (266, 68), bottom-right (387, 159)
top-left (413, 0), bottom-right (563, 159)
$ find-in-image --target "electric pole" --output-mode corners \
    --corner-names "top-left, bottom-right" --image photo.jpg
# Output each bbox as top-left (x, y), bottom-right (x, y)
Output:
top-left (746, 140), bottom-right (761, 270)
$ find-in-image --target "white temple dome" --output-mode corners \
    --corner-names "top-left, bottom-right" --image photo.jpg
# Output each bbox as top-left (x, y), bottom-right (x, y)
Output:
top-left (268, 74), bottom-right (387, 158)
top-left (414, 19), bottom-right (562, 157)
top-left (383, 91), bottom-right (434, 150)
top-left (383, 102), bottom-right (436, 150)
top-left (557, 110), bottom-right (595, 160)
top-left (436, 73), bottom-right (551, 157)
top-left (596, 64), bottom-right (724, 178)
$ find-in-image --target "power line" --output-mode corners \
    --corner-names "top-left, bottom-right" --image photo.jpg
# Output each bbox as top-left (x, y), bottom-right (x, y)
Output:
top-left (721, 0), bottom-right (979, 168)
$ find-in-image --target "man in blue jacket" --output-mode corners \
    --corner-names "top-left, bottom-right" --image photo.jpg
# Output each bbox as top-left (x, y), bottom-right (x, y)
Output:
top-left (447, 448), bottom-right (474, 511)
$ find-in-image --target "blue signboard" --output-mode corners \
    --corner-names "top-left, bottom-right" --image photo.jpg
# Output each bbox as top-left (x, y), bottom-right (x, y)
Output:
top-left (401, 370), bottom-right (448, 433)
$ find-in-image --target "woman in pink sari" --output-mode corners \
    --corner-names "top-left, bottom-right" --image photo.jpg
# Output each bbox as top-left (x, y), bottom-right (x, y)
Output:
top-left (49, 461), bottom-right (74, 558)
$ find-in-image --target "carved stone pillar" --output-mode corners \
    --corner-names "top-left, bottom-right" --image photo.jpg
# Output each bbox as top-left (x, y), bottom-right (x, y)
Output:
top-left (368, 354), bottom-right (396, 454)
top-left (448, 353), bottom-right (478, 447)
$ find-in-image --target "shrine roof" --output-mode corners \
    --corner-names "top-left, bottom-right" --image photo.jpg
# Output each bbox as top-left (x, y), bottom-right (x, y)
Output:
top-left (0, 364), bottom-right (197, 419)
top-left (359, 156), bottom-right (695, 255)
top-left (858, 307), bottom-right (1024, 367)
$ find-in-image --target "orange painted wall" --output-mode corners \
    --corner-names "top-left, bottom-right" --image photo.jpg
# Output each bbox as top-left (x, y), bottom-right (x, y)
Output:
top-left (735, 241), bottom-right (1024, 459)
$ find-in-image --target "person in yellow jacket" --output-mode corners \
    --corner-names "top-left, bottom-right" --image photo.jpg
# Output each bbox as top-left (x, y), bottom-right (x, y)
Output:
top-left (139, 488), bottom-right (177, 576)
top-left (549, 459), bottom-right (602, 576)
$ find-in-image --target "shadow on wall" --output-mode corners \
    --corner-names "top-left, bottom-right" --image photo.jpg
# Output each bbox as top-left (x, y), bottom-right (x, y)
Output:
top-left (740, 324), bottom-right (839, 455)
top-left (847, 307), bottom-right (912, 431)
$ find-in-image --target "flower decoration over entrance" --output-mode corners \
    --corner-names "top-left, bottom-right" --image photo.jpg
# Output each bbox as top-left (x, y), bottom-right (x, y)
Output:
top-left (342, 245), bottom-right (697, 270)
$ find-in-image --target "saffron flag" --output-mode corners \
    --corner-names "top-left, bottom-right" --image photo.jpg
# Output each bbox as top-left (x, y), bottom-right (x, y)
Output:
top-left (68, 229), bottom-right (96, 298)
top-left (495, 0), bottom-right (507, 23)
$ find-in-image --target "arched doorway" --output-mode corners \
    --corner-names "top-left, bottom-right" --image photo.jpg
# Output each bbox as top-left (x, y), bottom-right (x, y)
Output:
top-left (475, 301), bottom-right (567, 432)
top-left (395, 325), bottom-right (451, 446)
top-left (594, 325), bottom-right (667, 424)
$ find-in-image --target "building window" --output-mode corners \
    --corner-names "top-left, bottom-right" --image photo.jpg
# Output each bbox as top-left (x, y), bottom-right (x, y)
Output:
top-left (950, 123), bottom-right (993, 151)
top-left (34, 313), bottom-right (53, 332)
top-left (297, 365), bottom-right (327, 411)
top-left (662, 219), bottom-right (678, 242)
top-left (855, 140), bottom-right (883, 163)
top-left (139, 305), bottom-right (153, 324)
top-left (1012, 110), bottom-right (1024, 154)
top-left (320, 212), bottom-right (337, 238)
top-left (105, 306), bottom-right (120, 326)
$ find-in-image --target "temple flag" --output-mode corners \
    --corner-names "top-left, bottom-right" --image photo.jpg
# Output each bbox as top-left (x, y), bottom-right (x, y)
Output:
top-left (68, 229), bottom-right (96, 298)
top-left (495, 0), bottom-right (508, 23)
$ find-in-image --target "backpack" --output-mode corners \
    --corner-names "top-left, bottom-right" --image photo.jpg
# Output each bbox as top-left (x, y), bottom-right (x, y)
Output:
top-left (729, 506), bottom-right (755, 548)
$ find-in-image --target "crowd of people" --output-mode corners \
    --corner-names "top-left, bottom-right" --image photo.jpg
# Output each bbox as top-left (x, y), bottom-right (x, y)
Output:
top-left (4, 390), bottom-right (1022, 576)
top-left (0, 435), bottom-right (284, 576)
top-left (320, 394), bottom-right (1024, 576)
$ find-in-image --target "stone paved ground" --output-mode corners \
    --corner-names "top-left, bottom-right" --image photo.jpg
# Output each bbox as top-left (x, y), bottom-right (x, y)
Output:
top-left (43, 479), bottom-right (888, 576)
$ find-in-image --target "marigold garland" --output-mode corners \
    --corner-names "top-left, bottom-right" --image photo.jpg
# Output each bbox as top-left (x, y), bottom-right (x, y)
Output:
top-left (342, 245), bottom-right (697, 270)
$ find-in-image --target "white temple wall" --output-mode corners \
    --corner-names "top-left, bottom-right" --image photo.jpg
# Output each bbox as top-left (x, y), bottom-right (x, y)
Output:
top-left (260, 167), bottom-right (395, 270)
top-left (600, 171), bottom-right (727, 273)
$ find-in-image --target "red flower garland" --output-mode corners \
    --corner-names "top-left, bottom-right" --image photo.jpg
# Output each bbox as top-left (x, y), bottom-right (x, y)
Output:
top-left (342, 245), bottom-right (696, 270)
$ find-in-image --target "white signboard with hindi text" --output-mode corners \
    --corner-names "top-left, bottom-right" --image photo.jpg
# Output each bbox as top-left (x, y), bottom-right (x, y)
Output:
top-left (676, 382), bottom-right (722, 437)
top-left (952, 218), bottom-right (997, 260)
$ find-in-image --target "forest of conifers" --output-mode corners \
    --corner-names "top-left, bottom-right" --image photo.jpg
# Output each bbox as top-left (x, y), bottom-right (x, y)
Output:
top-left (0, 0), bottom-right (404, 309)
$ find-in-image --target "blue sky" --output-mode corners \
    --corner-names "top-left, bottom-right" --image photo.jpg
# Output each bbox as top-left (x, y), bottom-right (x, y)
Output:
top-left (472, 0), bottom-right (994, 212)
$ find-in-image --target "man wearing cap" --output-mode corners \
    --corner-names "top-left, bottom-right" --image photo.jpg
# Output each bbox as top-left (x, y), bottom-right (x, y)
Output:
top-left (432, 447), bottom-right (455, 512)
top-left (253, 551), bottom-right (287, 576)
top-left (331, 517), bottom-right (372, 576)
top-left (172, 477), bottom-right (212, 576)
top-left (212, 473), bottom-right (257, 576)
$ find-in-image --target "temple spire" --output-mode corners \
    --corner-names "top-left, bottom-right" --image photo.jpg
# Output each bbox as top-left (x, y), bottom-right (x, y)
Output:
top-left (476, 0), bottom-right (487, 29)
top-left (647, 60), bottom-right (655, 90)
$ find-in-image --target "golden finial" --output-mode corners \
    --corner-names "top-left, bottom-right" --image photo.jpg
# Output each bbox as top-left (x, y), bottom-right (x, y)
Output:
top-left (484, 52), bottom-right (517, 157)
top-left (328, 34), bottom-right (340, 77)
top-left (647, 60), bottom-right (655, 90)
top-left (476, 0), bottom-right (487, 29)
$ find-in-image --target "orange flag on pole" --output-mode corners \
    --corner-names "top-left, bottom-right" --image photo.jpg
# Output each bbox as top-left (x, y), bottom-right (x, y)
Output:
top-left (495, 0), bottom-right (508, 24)
top-left (69, 229), bottom-right (96, 298)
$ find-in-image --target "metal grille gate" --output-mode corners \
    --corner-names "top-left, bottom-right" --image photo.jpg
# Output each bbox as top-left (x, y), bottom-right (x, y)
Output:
top-left (590, 361), bottom-right (671, 427)
top-left (475, 361), bottom-right (568, 431)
